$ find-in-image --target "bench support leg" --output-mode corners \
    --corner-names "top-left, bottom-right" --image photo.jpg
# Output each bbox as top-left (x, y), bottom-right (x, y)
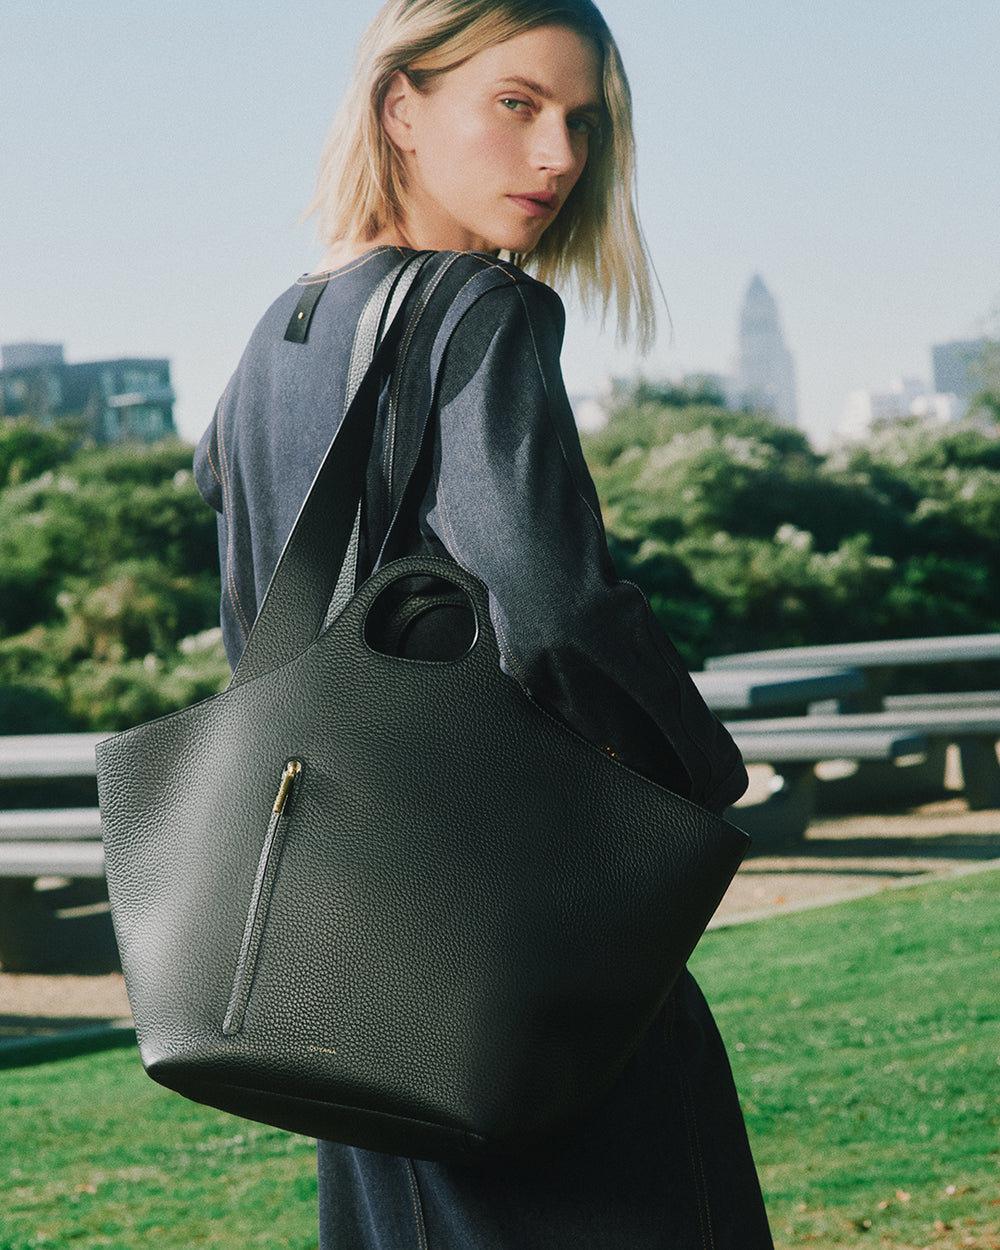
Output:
top-left (0, 878), bottom-right (117, 974)
top-left (813, 743), bottom-right (949, 814)
top-left (727, 764), bottom-right (815, 849)
top-left (958, 737), bottom-right (1000, 811)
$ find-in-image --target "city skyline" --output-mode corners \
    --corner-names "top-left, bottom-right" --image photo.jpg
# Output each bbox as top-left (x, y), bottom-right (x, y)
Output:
top-left (732, 274), bottom-right (798, 427)
top-left (3, 2), bottom-right (999, 449)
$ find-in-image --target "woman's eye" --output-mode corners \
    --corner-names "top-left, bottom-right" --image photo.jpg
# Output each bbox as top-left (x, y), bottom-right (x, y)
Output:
top-left (500, 97), bottom-right (529, 113)
top-left (568, 116), bottom-right (598, 136)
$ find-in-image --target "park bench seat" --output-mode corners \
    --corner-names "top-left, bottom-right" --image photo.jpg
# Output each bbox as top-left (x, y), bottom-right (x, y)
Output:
top-left (732, 705), bottom-right (1000, 814)
top-left (692, 665), bottom-right (865, 714)
top-left (705, 633), bottom-right (1000, 671)
top-left (0, 808), bottom-right (105, 879)
top-left (0, 807), bottom-right (103, 840)
top-left (725, 722), bottom-right (930, 846)
top-left (0, 732), bottom-right (104, 780)
top-left (0, 736), bottom-right (110, 969)
top-left (731, 725), bottom-right (927, 764)
top-left (798, 705), bottom-right (1000, 738)
top-left (0, 840), bottom-right (105, 878)
top-left (883, 690), bottom-right (1000, 711)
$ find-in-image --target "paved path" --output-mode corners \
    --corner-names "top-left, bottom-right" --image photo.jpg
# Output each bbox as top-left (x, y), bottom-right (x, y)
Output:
top-left (2, 798), bottom-right (998, 1050)
top-left (714, 797), bottom-right (1000, 925)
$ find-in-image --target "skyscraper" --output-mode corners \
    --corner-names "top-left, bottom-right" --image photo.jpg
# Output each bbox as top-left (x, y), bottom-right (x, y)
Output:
top-left (734, 275), bottom-right (798, 426)
top-left (932, 338), bottom-right (988, 415)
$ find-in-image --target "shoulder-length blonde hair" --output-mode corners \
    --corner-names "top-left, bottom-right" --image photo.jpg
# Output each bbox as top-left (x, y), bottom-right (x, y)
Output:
top-left (307, 0), bottom-right (655, 348)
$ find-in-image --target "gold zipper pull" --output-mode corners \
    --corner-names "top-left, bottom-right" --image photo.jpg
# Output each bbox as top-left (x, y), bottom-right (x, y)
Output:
top-left (273, 760), bottom-right (302, 815)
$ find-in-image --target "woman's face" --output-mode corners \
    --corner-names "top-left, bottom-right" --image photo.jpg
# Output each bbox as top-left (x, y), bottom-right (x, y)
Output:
top-left (382, 25), bottom-right (603, 254)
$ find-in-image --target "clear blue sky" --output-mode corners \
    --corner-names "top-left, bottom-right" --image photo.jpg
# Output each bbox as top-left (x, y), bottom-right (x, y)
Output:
top-left (3, 1), bottom-right (998, 447)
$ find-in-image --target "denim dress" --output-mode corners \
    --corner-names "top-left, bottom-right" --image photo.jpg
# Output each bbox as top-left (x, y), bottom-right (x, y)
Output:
top-left (194, 247), bottom-right (773, 1248)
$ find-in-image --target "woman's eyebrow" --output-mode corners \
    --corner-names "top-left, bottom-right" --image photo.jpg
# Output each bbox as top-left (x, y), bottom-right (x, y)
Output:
top-left (496, 75), bottom-right (603, 114)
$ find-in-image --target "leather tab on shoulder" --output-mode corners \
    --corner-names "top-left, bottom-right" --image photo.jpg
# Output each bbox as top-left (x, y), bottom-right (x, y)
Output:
top-left (284, 278), bottom-right (330, 343)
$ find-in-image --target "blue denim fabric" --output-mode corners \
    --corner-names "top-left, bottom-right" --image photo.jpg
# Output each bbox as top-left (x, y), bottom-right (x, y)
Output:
top-left (194, 249), bottom-right (771, 1247)
top-left (317, 974), bottom-right (772, 1249)
top-left (421, 270), bottom-right (746, 808)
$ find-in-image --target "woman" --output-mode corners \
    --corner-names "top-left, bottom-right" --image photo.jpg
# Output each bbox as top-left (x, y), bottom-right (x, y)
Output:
top-left (194, 1), bottom-right (773, 1245)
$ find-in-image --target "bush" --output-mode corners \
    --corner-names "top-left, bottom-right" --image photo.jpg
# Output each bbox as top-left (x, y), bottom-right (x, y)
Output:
top-left (2, 403), bottom-right (998, 730)
top-left (0, 440), bottom-right (225, 733)
top-left (582, 400), bottom-right (1000, 665)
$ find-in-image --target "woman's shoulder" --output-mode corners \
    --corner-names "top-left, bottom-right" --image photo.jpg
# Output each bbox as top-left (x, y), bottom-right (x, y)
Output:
top-left (433, 250), bottom-right (562, 306)
top-left (420, 251), bottom-right (566, 352)
top-left (421, 255), bottom-right (570, 415)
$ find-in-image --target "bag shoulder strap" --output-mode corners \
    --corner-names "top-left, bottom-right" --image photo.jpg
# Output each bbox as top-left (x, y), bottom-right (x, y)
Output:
top-left (230, 252), bottom-right (535, 688)
top-left (230, 253), bottom-right (427, 687)
top-left (375, 255), bottom-right (537, 568)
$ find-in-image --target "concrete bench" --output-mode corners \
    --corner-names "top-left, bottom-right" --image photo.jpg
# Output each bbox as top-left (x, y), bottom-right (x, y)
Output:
top-left (706, 634), bottom-right (1000, 672)
top-left (728, 705), bottom-right (1000, 831)
top-left (883, 690), bottom-right (1000, 712)
top-left (0, 808), bottom-right (105, 878)
top-left (731, 725), bottom-right (927, 764)
top-left (725, 722), bottom-right (929, 845)
top-left (692, 665), bottom-right (865, 715)
top-left (0, 735), bottom-right (113, 973)
top-left (0, 737), bottom-right (106, 881)
top-left (0, 733), bottom-right (104, 777)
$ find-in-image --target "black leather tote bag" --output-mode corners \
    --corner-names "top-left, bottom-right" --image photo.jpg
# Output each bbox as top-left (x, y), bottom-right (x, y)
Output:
top-left (96, 254), bottom-right (750, 1162)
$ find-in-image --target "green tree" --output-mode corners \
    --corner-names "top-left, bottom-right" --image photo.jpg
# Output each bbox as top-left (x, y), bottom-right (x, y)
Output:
top-left (3, 402), bottom-right (998, 729)
top-left (581, 393), bottom-right (1000, 665)
top-left (0, 419), bottom-right (73, 489)
top-left (0, 441), bottom-right (227, 733)
top-left (968, 336), bottom-right (1000, 422)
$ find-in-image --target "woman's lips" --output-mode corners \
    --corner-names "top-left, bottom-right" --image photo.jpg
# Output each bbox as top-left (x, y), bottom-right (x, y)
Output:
top-left (508, 193), bottom-right (558, 218)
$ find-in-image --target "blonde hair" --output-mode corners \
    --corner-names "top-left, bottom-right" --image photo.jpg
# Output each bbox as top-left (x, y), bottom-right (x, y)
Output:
top-left (307, 0), bottom-right (655, 348)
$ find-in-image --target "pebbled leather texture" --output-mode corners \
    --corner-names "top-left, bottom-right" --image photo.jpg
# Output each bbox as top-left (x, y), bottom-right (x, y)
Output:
top-left (97, 556), bottom-right (748, 1161)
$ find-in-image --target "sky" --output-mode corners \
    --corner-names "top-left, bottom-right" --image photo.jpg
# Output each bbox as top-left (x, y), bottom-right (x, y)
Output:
top-left (3, 1), bottom-right (999, 449)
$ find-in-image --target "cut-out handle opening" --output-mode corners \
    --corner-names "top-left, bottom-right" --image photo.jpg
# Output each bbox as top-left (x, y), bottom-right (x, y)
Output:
top-left (364, 572), bottom-right (478, 662)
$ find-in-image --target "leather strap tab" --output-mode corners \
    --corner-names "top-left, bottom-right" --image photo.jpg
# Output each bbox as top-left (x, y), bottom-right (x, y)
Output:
top-left (284, 277), bottom-right (331, 343)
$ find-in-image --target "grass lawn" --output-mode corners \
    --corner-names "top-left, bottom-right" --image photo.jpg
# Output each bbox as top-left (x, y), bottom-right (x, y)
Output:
top-left (692, 867), bottom-right (1000, 1248)
top-left (1, 868), bottom-right (998, 1248)
top-left (2, 1046), bottom-right (318, 1248)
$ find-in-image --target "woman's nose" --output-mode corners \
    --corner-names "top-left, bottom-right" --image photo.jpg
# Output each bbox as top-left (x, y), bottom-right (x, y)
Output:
top-left (532, 116), bottom-right (581, 174)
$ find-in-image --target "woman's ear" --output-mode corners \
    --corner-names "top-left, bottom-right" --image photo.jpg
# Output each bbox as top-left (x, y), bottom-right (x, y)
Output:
top-left (382, 71), bottom-right (418, 153)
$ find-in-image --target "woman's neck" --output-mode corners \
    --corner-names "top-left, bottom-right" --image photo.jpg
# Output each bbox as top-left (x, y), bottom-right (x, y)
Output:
top-left (315, 229), bottom-right (413, 275)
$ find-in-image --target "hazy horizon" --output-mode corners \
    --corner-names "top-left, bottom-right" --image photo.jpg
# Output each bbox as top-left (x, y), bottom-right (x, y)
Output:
top-left (4, 1), bottom-right (998, 447)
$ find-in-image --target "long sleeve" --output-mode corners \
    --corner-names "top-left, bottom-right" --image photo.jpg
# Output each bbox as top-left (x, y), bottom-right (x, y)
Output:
top-left (424, 279), bottom-right (747, 812)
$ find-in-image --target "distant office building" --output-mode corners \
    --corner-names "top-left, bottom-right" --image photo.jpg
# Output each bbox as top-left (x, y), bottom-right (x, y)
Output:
top-left (932, 338), bottom-right (989, 415)
top-left (839, 376), bottom-right (960, 441)
top-left (0, 343), bottom-right (176, 443)
top-left (0, 343), bottom-right (65, 370)
top-left (733, 274), bottom-right (798, 426)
